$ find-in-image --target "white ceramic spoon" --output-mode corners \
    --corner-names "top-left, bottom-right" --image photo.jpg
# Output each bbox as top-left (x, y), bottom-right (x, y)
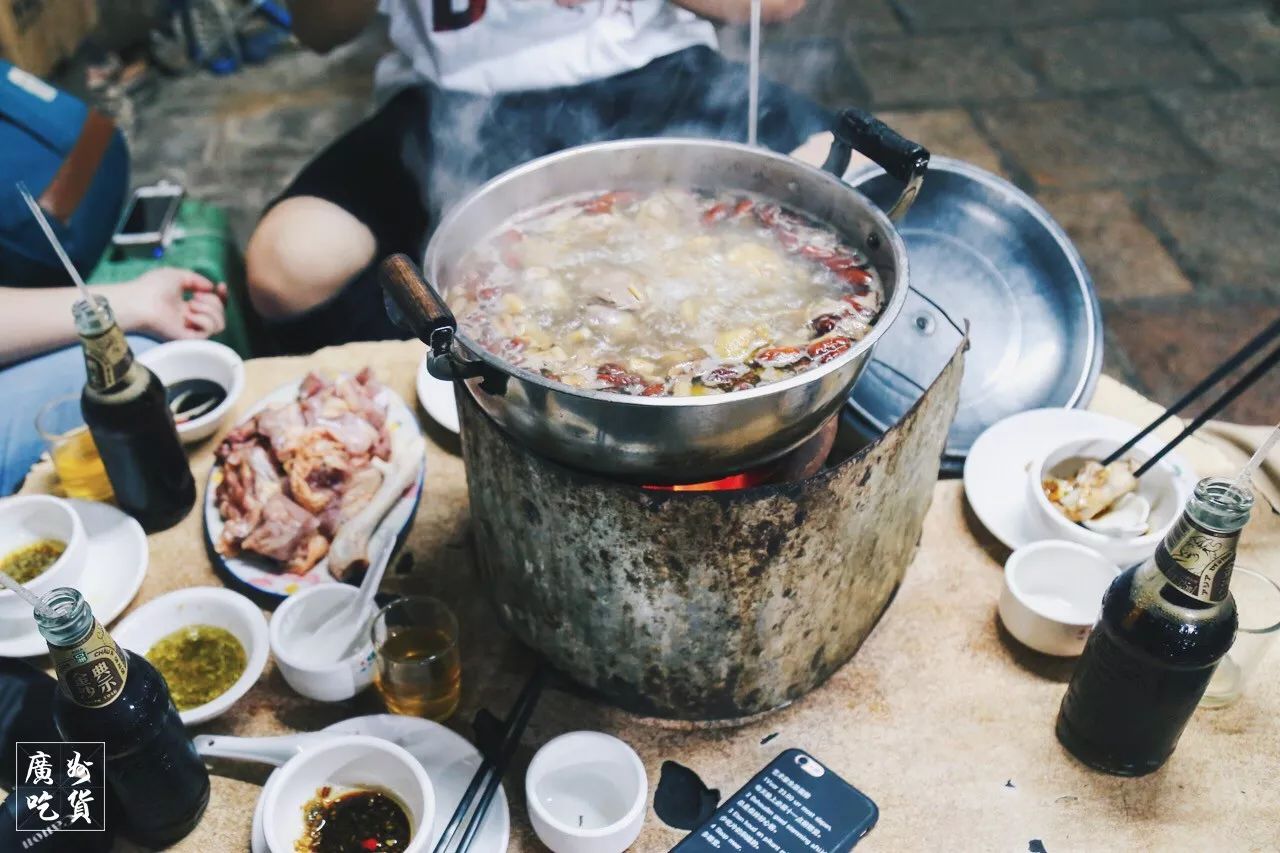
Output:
top-left (304, 535), bottom-right (396, 663)
top-left (195, 731), bottom-right (339, 766)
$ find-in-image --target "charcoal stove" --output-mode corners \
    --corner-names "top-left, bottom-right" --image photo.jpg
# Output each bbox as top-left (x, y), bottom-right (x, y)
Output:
top-left (458, 342), bottom-right (966, 722)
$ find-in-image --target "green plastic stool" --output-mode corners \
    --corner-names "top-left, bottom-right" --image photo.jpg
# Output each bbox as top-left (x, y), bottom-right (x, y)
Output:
top-left (87, 199), bottom-right (264, 357)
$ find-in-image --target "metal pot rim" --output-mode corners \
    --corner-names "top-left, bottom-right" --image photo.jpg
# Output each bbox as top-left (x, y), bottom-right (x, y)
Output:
top-left (425, 137), bottom-right (912, 408)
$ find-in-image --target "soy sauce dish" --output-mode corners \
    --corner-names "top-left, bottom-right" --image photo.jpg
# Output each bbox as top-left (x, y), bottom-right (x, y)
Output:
top-left (263, 735), bottom-right (434, 853)
top-left (137, 340), bottom-right (244, 444)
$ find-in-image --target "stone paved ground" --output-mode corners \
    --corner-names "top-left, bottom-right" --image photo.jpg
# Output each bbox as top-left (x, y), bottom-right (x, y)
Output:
top-left (100, 1), bottom-right (1280, 423)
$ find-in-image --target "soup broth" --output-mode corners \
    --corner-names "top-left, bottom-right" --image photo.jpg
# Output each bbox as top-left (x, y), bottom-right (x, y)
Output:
top-left (447, 188), bottom-right (884, 397)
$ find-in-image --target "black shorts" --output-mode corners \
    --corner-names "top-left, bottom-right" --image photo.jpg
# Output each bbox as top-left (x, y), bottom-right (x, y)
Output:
top-left (263, 45), bottom-right (833, 354)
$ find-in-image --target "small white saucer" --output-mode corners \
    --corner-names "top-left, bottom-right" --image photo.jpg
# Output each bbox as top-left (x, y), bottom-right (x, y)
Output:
top-left (964, 408), bottom-right (1198, 553)
top-left (0, 499), bottom-right (148, 657)
top-left (251, 714), bottom-right (509, 853)
top-left (417, 353), bottom-right (460, 434)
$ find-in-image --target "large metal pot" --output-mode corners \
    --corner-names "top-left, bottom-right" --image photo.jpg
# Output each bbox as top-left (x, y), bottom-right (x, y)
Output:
top-left (382, 109), bottom-right (928, 483)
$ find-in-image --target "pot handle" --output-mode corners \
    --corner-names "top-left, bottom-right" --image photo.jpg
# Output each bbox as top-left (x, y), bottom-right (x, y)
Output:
top-left (822, 108), bottom-right (929, 222)
top-left (378, 253), bottom-right (502, 390)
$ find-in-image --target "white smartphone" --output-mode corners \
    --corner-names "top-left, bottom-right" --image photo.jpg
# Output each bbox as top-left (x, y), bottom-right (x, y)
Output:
top-left (113, 181), bottom-right (185, 246)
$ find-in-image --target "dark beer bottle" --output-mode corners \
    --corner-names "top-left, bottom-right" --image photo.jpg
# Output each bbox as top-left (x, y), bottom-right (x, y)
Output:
top-left (35, 587), bottom-right (210, 847)
top-left (74, 296), bottom-right (194, 531)
top-left (1056, 476), bottom-right (1253, 776)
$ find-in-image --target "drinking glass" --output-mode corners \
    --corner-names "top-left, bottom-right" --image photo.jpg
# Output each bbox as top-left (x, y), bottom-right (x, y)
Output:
top-left (371, 596), bottom-right (462, 721)
top-left (35, 395), bottom-right (114, 502)
top-left (1201, 567), bottom-right (1280, 708)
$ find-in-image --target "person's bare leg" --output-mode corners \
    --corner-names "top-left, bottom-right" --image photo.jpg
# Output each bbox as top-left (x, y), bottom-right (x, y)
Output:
top-left (788, 131), bottom-right (874, 172)
top-left (246, 196), bottom-right (377, 319)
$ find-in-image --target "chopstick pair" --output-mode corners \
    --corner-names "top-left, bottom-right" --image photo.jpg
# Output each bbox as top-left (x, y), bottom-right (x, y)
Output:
top-left (433, 666), bottom-right (547, 853)
top-left (1101, 317), bottom-right (1280, 477)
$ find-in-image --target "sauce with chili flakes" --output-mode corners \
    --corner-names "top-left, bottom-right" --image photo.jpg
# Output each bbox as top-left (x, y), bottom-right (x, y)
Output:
top-left (0, 538), bottom-right (65, 583)
top-left (447, 188), bottom-right (883, 397)
top-left (295, 787), bottom-right (412, 852)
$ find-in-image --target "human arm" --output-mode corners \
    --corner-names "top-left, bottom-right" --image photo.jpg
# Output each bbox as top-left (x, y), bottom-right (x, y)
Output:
top-left (0, 269), bottom-right (228, 366)
top-left (285, 0), bottom-right (379, 53)
top-left (669, 0), bottom-right (806, 24)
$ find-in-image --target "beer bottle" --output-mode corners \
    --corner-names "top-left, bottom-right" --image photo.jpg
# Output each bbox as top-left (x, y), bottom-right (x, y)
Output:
top-left (35, 587), bottom-right (209, 846)
top-left (74, 295), bottom-right (194, 531)
top-left (1056, 476), bottom-right (1253, 776)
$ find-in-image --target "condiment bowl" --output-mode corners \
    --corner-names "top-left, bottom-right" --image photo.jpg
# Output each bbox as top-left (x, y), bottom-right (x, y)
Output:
top-left (1028, 437), bottom-right (1189, 567)
top-left (999, 540), bottom-right (1118, 657)
top-left (526, 731), bottom-right (648, 853)
top-left (270, 584), bottom-right (377, 702)
top-left (263, 734), bottom-right (435, 853)
top-left (0, 495), bottom-right (87, 626)
top-left (112, 586), bottom-right (269, 725)
top-left (137, 339), bottom-right (244, 444)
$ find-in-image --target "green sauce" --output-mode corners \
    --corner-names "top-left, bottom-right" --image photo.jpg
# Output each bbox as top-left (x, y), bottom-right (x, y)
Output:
top-left (0, 539), bottom-right (66, 583)
top-left (145, 625), bottom-right (246, 710)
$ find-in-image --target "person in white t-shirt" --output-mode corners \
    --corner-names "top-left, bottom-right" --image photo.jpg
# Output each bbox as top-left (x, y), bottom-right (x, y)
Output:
top-left (247, 0), bottom-right (832, 353)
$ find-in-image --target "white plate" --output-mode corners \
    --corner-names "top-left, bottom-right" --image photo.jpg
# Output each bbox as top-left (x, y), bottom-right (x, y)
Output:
top-left (0, 499), bottom-right (148, 657)
top-left (963, 408), bottom-right (1198, 552)
top-left (250, 715), bottom-right (510, 853)
top-left (417, 353), bottom-right (460, 434)
top-left (204, 376), bottom-right (424, 605)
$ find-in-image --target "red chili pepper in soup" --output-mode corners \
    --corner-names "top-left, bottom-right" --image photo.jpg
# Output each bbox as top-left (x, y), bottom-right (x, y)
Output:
top-left (581, 191), bottom-right (636, 214)
top-left (752, 345), bottom-right (809, 369)
top-left (702, 203), bottom-right (730, 225)
top-left (497, 229), bottom-right (524, 268)
top-left (807, 336), bottom-right (854, 363)
top-left (597, 363), bottom-right (644, 389)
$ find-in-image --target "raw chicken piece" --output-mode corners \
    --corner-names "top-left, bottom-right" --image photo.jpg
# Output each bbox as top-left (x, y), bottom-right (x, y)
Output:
top-left (212, 368), bottom-right (395, 573)
top-left (255, 403), bottom-right (307, 461)
top-left (216, 443), bottom-right (282, 552)
top-left (287, 434), bottom-right (355, 514)
top-left (240, 494), bottom-right (328, 574)
top-left (318, 466), bottom-right (383, 538)
top-left (315, 413), bottom-right (381, 457)
top-left (328, 429), bottom-right (425, 581)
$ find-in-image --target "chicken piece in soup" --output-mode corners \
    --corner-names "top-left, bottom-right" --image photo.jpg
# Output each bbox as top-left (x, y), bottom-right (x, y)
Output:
top-left (446, 188), bottom-right (884, 397)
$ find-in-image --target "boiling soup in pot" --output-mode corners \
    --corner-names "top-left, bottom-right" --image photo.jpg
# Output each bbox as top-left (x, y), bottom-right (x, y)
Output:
top-left (447, 188), bottom-right (885, 396)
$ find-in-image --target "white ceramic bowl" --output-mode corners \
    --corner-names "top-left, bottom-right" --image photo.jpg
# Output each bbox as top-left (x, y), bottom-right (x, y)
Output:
top-left (1028, 436), bottom-right (1189, 567)
top-left (270, 584), bottom-right (377, 702)
top-left (112, 586), bottom-right (269, 724)
top-left (0, 495), bottom-right (87, 626)
top-left (263, 734), bottom-right (435, 853)
top-left (526, 731), bottom-right (647, 853)
top-left (999, 540), bottom-right (1118, 657)
top-left (138, 340), bottom-right (244, 444)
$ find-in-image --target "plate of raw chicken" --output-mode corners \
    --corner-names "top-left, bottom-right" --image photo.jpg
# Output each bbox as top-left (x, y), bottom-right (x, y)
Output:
top-left (204, 368), bottom-right (425, 604)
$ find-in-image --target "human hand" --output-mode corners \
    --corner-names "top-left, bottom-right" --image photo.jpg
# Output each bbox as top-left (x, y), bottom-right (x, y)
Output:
top-left (115, 268), bottom-right (229, 341)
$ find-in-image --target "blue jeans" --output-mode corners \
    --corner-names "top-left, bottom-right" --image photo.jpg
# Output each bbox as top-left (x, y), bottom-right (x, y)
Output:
top-left (0, 336), bottom-right (157, 495)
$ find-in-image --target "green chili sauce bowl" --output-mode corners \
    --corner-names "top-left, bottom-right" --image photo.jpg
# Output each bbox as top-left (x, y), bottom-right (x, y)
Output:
top-left (112, 586), bottom-right (269, 724)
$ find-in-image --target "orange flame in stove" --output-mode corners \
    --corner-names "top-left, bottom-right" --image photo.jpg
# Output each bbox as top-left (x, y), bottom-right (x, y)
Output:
top-left (643, 469), bottom-right (772, 492)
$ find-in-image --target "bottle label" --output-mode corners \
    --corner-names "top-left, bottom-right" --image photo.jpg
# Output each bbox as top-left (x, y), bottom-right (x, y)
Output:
top-left (49, 621), bottom-right (129, 708)
top-left (1156, 513), bottom-right (1240, 603)
top-left (80, 326), bottom-right (133, 390)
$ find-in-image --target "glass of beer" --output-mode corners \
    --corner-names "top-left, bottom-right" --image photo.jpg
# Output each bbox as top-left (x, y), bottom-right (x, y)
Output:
top-left (35, 395), bottom-right (114, 502)
top-left (371, 596), bottom-right (462, 721)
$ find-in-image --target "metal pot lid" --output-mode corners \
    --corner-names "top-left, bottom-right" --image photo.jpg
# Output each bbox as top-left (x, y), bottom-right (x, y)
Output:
top-left (843, 156), bottom-right (1102, 461)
